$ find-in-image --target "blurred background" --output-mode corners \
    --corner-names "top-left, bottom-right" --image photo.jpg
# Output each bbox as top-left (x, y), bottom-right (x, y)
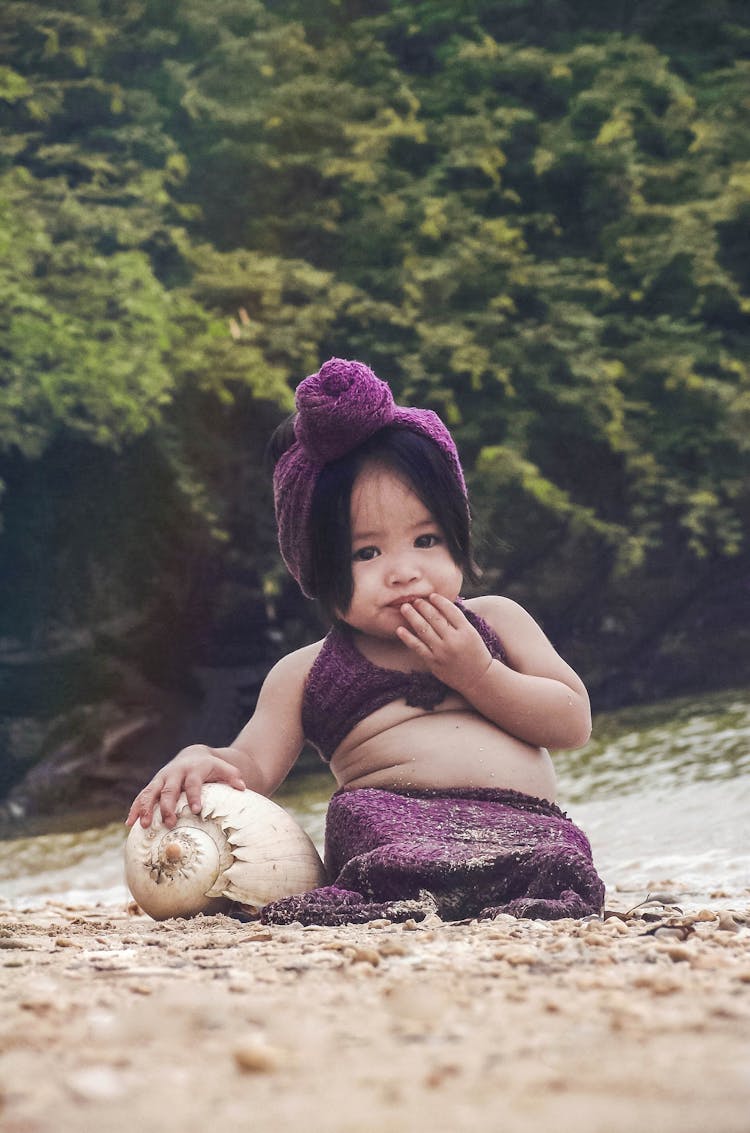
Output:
top-left (0, 1), bottom-right (748, 832)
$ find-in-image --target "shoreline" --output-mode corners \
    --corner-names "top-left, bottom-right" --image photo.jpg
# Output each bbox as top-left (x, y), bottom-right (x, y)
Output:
top-left (1, 899), bottom-right (749, 1132)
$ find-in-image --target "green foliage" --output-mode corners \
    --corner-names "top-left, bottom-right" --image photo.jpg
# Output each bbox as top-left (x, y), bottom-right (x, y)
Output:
top-left (0, 0), bottom-right (748, 705)
top-left (0, 168), bottom-right (176, 455)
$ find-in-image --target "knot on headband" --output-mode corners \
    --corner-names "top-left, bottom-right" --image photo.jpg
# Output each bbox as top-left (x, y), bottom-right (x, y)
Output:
top-left (294, 358), bottom-right (396, 464)
top-left (273, 357), bottom-right (466, 598)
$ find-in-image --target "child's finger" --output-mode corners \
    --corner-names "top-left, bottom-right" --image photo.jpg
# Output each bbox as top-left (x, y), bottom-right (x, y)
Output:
top-left (412, 597), bottom-right (458, 642)
top-left (125, 801), bottom-right (145, 828)
top-left (401, 601), bottom-right (440, 641)
top-left (183, 771), bottom-right (206, 815)
top-left (221, 767), bottom-right (247, 792)
top-left (157, 781), bottom-right (181, 828)
top-left (126, 776), bottom-right (163, 828)
top-left (426, 592), bottom-right (465, 626)
top-left (395, 625), bottom-right (430, 655)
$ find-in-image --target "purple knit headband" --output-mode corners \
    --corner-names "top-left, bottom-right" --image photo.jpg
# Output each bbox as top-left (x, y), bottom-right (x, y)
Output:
top-left (273, 357), bottom-right (466, 597)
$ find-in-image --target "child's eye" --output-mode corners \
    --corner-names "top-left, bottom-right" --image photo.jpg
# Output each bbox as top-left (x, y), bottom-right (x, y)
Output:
top-left (352, 546), bottom-right (379, 562)
top-left (415, 533), bottom-right (441, 549)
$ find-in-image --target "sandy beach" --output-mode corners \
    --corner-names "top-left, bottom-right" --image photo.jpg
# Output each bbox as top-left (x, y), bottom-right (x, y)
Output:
top-left (1, 898), bottom-right (749, 1133)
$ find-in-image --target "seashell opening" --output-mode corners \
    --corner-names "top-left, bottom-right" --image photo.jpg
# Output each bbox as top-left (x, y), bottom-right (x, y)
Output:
top-left (125, 784), bottom-right (326, 920)
top-left (125, 813), bottom-right (232, 921)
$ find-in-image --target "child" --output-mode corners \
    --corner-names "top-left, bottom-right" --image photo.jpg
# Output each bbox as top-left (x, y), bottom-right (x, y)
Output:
top-left (127, 358), bottom-right (605, 924)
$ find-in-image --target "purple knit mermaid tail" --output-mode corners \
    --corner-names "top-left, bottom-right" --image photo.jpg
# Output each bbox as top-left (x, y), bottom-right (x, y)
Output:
top-left (258, 885), bottom-right (436, 927)
top-left (260, 787), bottom-right (605, 926)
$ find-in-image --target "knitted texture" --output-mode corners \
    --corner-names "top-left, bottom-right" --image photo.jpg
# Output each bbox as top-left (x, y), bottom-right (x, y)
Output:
top-left (260, 786), bottom-right (605, 925)
top-left (302, 605), bottom-right (507, 761)
top-left (273, 357), bottom-right (467, 597)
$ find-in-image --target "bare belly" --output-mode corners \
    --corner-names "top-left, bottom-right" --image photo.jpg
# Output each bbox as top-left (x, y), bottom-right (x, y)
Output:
top-left (330, 698), bottom-right (557, 802)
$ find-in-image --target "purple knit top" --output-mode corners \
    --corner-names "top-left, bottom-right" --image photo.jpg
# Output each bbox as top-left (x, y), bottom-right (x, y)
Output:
top-left (302, 605), bottom-right (507, 761)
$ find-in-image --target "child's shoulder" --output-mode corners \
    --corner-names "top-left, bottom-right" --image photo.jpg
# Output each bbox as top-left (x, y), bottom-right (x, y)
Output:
top-left (464, 593), bottom-right (527, 622)
top-left (266, 637), bottom-right (327, 687)
top-left (463, 594), bottom-right (542, 638)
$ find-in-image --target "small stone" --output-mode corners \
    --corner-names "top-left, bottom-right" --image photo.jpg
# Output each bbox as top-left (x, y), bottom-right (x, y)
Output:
top-left (494, 947), bottom-right (536, 966)
top-left (717, 912), bottom-right (740, 933)
top-left (485, 914), bottom-right (517, 930)
top-left (653, 926), bottom-right (689, 941)
top-left (68, 1066), bottom-right (127, 1101)
top-left (348, 947), bottom-right (381, 967)
top-left (632, 973), bottom-right (681, 995)
top-left (233, 1036), bottom-right (282, 1073)
top-left (425, 1063), bottom-right (460, 1088)
top-left (581, 932), bottom-right (610, 947)
top-left (377, 940), bottom-right (408, 958)
top-left (581, 918), bottom-right (605, 931)
top-left (662, 944), bottom-right (692, 963)
top-left (20, 993), bottom-right (56, 1013)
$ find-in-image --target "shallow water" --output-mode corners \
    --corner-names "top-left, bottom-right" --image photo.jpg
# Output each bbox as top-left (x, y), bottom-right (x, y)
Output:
top-left (1, 688), bottom-right (748, 911)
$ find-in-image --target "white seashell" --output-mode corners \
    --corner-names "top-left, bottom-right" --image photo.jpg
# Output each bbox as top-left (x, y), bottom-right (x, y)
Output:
top-left (125, 784), bottom-right (326, 920)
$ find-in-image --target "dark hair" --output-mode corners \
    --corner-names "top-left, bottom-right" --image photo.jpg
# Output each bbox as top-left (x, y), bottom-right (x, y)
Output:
top-left (305, 425), bottom-right (479, 623)
top-left (265, 412), bottom-right (297, 475)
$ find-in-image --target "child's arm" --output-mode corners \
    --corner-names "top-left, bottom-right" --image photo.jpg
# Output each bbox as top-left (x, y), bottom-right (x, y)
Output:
top-left (125, 646), bottom-right (316, 830)
top-left (396, 594), bottom-right (591, 750)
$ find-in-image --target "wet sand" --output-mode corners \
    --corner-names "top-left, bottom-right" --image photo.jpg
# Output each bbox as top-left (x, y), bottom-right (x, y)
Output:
top-left (1, 899), bottom-right (749, 1133)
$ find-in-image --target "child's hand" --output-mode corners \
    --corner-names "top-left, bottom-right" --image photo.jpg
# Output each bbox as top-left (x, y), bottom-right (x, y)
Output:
top-left (395, 593), bottom-right (493, 693)
top-left (125, 745), bottom-right (247, 831)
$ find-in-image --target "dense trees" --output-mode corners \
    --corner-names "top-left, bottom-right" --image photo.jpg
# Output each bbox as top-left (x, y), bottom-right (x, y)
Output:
top-left (1, 1), bottom-right (748, 802)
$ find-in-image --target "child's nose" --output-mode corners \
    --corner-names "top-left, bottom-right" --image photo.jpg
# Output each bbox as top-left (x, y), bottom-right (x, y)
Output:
top-left (387, 554), bottom-right (421, 585)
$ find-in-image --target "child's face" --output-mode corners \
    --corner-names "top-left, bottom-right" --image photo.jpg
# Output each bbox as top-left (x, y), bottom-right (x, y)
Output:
top-left (339, 461), bottom-right (463, 637)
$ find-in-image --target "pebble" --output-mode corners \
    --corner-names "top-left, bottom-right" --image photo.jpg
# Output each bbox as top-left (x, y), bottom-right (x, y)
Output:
top-left (581, 932), bottom-right (610, 948)
top-left (631, 973), bottom-right (682, 995)
top-left (602, 916), bottom-right (629, 934)
top-left (19, 992), bottom-right (60, 1014)
top-left (67, 1066), bottom-right (127, 1101)
top-left (661, 944), bottom-right (692, 963)
top-left (233, 1035), bottom-right (283, 1073)
top-left (652, 926), bottom-right (691, 941)
top-left (494, 947), bottom-right (536, 966)
top-left (347, 946), bottom-right (381, 967)
top-left (376, 940), bottom-right (408, 958)
top-left (424, 1063), bottom-right (461, 1088)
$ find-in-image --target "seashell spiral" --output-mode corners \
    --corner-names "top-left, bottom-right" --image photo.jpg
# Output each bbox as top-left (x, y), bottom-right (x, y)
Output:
top-left (124, 784), bottom-right (326, 920)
